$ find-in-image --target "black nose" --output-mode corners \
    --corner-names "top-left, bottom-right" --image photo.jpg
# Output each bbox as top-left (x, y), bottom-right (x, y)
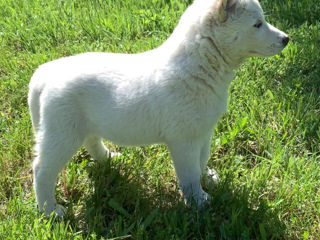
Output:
top-left (282, 36), bottom-right (289, 46)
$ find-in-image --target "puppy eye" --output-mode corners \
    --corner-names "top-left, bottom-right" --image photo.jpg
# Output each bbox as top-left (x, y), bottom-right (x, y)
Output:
top-left (254, 21), bottom-right (263, 28)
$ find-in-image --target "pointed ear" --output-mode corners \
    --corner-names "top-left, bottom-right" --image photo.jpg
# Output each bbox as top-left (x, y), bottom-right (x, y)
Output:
top-left (217, 0), bottom-right (238, 23)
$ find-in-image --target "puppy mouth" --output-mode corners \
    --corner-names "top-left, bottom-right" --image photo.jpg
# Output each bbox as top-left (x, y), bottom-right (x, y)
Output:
top-left (248, 49), bottom-right (272, 57)
top-left (248, 51), bottom-right (263, 57)
top-left (249, 46), bottom-right (285, 57)
top-left (252, 38), bottom-right (289, 56)
top-left (271, 43), bottom-right (287, 49)
top-left (270, 43), bottom-right (289, 55)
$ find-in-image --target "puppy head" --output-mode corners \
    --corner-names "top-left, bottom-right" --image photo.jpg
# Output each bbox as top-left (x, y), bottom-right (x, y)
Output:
top-left (198, 0), bottom-right (289, 60)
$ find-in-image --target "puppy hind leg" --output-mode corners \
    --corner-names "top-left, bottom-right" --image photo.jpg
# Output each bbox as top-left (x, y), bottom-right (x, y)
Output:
top-left (33, 132), bottom-right (83, 216)
top-left (84, 136), bottom-right (121, 161)
top-left (84, 136), bottom-right (109, 161)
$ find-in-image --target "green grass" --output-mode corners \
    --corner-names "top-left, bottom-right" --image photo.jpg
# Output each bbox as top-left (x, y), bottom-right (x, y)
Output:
top-left (1, 0), bottom-right (319, 239)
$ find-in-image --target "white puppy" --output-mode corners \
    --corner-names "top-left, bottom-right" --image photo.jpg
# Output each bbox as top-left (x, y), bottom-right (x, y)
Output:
top-left (28, 0), bottom-right (289, 216)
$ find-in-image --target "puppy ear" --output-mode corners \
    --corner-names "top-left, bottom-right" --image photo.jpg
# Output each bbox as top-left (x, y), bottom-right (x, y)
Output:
top-left (217, 0), bottom-right (238, 22)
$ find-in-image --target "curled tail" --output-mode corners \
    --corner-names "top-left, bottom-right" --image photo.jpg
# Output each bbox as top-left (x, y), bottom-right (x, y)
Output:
top-left (28, 72), bottom-right (43, 133)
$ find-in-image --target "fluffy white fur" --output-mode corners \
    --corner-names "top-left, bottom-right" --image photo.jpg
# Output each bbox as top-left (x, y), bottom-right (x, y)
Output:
top-left (28, 0), bottom-right (289, 216)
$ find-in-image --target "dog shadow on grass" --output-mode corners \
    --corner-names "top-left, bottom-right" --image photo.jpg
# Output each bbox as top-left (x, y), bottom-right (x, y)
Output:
top-left (63, 151), bottom-right (289, 239)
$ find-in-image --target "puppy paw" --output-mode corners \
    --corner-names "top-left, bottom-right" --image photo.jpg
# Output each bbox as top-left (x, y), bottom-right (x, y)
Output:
top-left (107, 149), bottom-right (122, 159)
top-left (41, 203), bottom-right (66, 217)
top-left (202, 168), bottom-right (219, 188)
top-left (54, 204), bottom-right (67, 217)
top-left (196, 191), bottom-right (211, 208)
top-left (184, 189), bottom-right (211, 209)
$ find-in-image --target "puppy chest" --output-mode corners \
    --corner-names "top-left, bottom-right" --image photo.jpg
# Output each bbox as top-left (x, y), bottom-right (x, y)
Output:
top-left (163, 99), bottom-right (228, 140)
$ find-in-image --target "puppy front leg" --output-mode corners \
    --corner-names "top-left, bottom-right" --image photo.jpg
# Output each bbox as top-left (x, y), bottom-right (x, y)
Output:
top-left (200, 135), bottom-right (219, 187)
top-left (167, 141), bottom-right (209, 207)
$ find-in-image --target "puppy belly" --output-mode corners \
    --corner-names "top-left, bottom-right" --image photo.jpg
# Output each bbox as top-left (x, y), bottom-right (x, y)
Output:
top-left (90, 121), bottom-right (163, 146)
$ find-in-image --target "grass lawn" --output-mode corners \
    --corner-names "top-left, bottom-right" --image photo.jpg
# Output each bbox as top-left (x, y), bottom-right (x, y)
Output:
top-left (0, 0), bottom-right (320, 239)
